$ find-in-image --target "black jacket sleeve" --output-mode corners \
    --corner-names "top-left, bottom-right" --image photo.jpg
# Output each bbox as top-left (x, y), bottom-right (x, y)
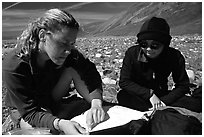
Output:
top-left (160, 50), bottom-right (190, 105)
top-left (3, 58), bottom-right (58, 132)
top-left (119, 47), bottom-right (152, 100)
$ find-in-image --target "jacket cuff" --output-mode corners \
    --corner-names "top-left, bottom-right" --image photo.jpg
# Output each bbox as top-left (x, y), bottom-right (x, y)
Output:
top-left (160, 95), bottom-right (172, 105)
top-left (50, 117), bottom-right (60, 134)
top-left (89, 89), bottom-right (103, 101)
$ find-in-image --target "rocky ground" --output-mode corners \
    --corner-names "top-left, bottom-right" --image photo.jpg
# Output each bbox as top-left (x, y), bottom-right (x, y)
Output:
top-left (2, 35), bottom-right (202, 126)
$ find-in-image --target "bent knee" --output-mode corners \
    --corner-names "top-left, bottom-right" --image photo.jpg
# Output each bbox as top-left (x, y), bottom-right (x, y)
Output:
top-left (117, 90), bottom-right (129, 100)
top-left (65, 67), bottom-right (81, 80)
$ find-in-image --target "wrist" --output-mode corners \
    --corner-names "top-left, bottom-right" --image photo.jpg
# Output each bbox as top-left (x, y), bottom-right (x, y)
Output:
top-left (53, 118), bottom-right (61, 131)
top-left (150, 89), bottom-right (154, 98)
top-left (54, 118), bottom-right (67, 132)
top-left (91, 99), bottom-right (102, 108)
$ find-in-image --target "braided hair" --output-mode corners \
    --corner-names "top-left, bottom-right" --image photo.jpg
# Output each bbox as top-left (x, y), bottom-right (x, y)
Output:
top-left (16, 8), bottom-right (79, 58)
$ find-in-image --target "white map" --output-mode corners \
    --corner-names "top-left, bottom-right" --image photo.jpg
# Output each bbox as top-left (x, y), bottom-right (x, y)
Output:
top-left (71, 105), bottom-right (152, 132)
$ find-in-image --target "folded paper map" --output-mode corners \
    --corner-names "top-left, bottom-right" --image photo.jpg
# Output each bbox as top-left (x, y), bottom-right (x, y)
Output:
top-left (71, 105), bottom-right (152, 132)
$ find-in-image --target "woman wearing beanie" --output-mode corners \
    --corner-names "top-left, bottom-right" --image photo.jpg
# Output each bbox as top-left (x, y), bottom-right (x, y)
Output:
top-left (117, 17), bottom-right (190, 111)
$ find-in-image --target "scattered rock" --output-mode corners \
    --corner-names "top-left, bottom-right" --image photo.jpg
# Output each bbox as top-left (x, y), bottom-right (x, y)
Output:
top-left (102, 77), bottom-right (117, 85)
top-left (103, 69), bottom-right (112, 76)
top-left (186, 69), bottom-right (195, 83)
top-left (2, 35), bottom-right (202, 131)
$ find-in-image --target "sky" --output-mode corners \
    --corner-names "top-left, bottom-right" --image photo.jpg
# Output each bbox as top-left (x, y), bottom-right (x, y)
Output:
top-left (2, 2), bottom-right (136, 40)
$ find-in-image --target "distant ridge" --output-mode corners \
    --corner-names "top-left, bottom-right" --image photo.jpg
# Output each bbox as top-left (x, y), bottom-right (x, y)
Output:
top-left (2, 2), bottom-right (202, 40)
top-left (81, 2), bottom-right (202, 37)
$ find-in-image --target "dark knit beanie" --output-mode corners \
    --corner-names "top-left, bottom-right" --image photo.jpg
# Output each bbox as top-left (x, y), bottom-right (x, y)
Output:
top-left (137, 17), bottom-right (172, 46)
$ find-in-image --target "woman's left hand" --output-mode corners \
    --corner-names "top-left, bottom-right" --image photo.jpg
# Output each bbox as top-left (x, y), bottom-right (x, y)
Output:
top-left (149, 94), bottom-right (164, 110)
top-left (86, 99), bottom-right (105, 131)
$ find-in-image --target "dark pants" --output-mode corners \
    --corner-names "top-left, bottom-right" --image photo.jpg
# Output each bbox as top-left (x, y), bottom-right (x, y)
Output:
top-left (117, 87), bottom-right (202, 113)
top-left (117, 90), bottom-right (152, 112)
top-left (171, 86), bottom-right (202, 113)
top-left (53, 95), bottom-right (90, 120)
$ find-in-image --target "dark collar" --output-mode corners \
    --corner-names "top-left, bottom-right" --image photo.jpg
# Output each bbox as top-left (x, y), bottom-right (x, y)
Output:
top-left (29, 50), bottom-right (39, 74)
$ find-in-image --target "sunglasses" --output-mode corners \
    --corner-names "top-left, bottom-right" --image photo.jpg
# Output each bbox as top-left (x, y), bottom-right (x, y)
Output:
top-left (139, 40), bottom-right (163, 50)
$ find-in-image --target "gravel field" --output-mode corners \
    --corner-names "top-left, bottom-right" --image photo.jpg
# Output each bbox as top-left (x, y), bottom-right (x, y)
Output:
top-left (2, 35), bottom-right (202, 124)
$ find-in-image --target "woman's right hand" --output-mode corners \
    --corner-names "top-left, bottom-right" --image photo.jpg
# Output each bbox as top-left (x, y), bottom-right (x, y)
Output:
top-left (149, 94), bottom-right (164, 110)
top-left (58, 119), bottom-right (89, 135)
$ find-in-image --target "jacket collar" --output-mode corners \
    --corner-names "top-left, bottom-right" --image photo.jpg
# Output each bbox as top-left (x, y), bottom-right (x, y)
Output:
top-left (29, 50), bottom-right (39, 74)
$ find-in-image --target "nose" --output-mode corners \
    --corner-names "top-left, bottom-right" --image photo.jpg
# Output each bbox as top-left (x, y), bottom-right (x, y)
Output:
top-left (146, 47), bottom-right (152, 51)
top-left (64, 45), bottom-right (75, 54)
top-left (64, 50), bottom-right (71, 55)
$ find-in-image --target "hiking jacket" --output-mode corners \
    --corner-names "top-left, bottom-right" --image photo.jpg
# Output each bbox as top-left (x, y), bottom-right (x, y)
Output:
top-left (119, 45), bottom-right (189, 105)
top-left (2, 48), bottom-right (102, 132)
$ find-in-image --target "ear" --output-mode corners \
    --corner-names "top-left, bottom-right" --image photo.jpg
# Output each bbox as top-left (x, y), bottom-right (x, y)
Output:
top-left (38, 29), bottom-right (46, 42)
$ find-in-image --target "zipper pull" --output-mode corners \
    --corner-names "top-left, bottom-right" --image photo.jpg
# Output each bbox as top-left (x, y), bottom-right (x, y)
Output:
top-left (153, 72), bottom-right (155, 79)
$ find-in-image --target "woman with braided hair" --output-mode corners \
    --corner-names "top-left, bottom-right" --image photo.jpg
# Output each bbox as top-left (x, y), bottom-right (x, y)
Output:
top-left (3, 8), bottom-right (105, 134)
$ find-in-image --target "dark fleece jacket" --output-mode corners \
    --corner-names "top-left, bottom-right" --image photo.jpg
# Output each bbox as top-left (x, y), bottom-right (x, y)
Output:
top-left (119, 45), bottom-right (190, 105)
top-left (2, 48), bottom-right (102, 132)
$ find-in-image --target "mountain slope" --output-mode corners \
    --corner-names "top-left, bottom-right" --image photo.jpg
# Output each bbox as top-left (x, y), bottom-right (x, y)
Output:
top-left (83, 2), bottom-right (202, 37)
top-left (2, 2), bottom-right (134, 40)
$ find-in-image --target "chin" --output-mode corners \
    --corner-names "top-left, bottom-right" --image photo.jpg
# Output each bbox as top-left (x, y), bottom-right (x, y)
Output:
top-left (52, 59), bottom-right (64, 66)
top-left (147, 54), bottom-right (158, 59)
top-left (56, 62), bottom-right (63, 66)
